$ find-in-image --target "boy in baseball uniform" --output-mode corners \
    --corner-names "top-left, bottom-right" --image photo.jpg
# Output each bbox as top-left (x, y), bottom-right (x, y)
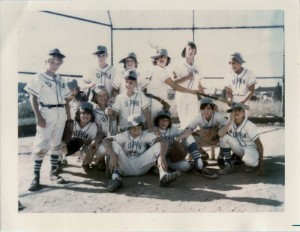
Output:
top-left (154, 110), bottom-right (217, 179)
top-left (103, 114), bottom-right (181, 192)
top-left (81, 45), bottom-right (116, 102)
top-left (172, 42), bottom-right (205, 129)
top-left (217, 103), bottom-right (264, 176)
top-left (25, 49), bottom-right (71, 191)
top-left (225, 52), bottom-right (257, 107)
top-left (107, 70), bottom-right (153, 132)
top-left (67, 79), bottom-right (87, 120)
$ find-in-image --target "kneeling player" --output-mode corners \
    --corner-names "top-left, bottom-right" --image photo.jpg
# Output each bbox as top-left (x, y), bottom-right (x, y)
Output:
top-left (217, 103), bottom-right (264, 176)
top-left (103, 114), bottom-right (180, 192)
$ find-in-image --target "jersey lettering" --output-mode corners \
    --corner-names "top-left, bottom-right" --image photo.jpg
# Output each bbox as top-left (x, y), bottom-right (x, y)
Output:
top-left (73, 130), bottom-right (89, 139)
top-left (127, 141), bottom-right (142, 150)
top-left (124, 100), bottom-right (140, 107)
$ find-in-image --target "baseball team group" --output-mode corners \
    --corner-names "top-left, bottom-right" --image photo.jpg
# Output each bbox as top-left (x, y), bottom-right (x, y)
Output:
top-left (24, 42), bottom-right (264, 193)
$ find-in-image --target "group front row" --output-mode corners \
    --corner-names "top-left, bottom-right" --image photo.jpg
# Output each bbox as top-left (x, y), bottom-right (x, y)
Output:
top-left (28, 94), bottom-right (264, 192)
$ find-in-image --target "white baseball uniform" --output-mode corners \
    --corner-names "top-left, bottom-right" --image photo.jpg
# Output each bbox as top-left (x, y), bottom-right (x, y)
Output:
top-left (110, 130), bottom-right (160, 176)
top-left (173, 60), bottom-right (201, 128)
top-left (24, 73), bottom-right (71, 159)
top-left (112, 91), bottom-right (150, 131)
top-left (225, 68), bottom-right (257, 104)
top-left (69, 98), bottom-right (81, 119)
top-left (82, 64), bottom-right (116, 97)
top-left (72, 121), bottom-right (98, 141)
top-left (145, 65), bottom-right (172, 120)
top-left (112, 69), bottom-right (147, 94)
top-left (219, 118), bottom-right (260, 167)
top-left (188, 111), bottom-right (228, 131)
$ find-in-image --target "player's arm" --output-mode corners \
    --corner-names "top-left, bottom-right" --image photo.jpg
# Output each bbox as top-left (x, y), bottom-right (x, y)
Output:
top-left (173, 72), bottom-right (194, 85)
top-left (197, 80), bottom-right (205, 94)
top-left (176, 128), bottom-right (194, 141)
top-left (105, 108), bottom-right (118, 121)
top-left (165, 77), bottom-right (198, 95)
top-left (64, 98), bottom-right (72, 120)
top-left (241, 84), bottom-right (255, 104)
top-left (30, 94), bottom-right (46, 128)
top-left (218, 112), bottom-right (235, 137)
top-left (225, 87), bottom-right (233, 102)
top-left (255, 137), bottom-right (264, 176)
top-left (154, 136), bottom-right (169, 171)
top-left (102, 137), bottom-right (118, 171)
top-left (91, 125), bottom-right (104, 149)
top-left (142, 107), bottom-right (154, 131)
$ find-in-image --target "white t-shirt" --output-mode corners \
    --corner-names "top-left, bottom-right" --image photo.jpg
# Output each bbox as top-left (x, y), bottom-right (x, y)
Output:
top-left (146, 65), bottom-right (171, 104)
top-left (158, 127), bottom-right (184, 146)
top-left (188, 111), bottom-right (227, 131)
top-left (112, 91), bottom-right (150, 130)
top-left (72, 121), bottom-right (98, 141)
top-left (93, 106), bottom-right (117, 136)
top-left (82, 64), bottom-right (116, 97)
top-left (112, 130), bottom-right (156, 157)
top-left (24, 73), bottom-right (71, 105)
top-left (227, 118), bottom-right (259, 148)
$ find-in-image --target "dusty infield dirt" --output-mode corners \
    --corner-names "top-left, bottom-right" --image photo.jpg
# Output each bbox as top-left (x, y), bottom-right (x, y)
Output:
top-left (18, 125), bottom-right (284, 213)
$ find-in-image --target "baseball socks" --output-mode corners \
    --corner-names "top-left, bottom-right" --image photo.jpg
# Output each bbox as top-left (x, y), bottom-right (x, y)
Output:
top-left (218, 148), bottom-right (234, 175)
top-left (28, 159), bottom-right (43, 191)
top-left (50, 154), bottom-right (65, 183)
top-left (187, 143), bottom-right (217, 179)
top-left (107, 169), bottom-right (123, 192)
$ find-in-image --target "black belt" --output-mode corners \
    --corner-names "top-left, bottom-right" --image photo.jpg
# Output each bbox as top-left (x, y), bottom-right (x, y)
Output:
top-left (40, 102), bottom-right (64, 109)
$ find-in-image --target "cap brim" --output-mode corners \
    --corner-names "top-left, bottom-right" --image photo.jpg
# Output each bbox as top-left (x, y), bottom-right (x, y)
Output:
top-left (150, 55), bottom-right (170, 59)
top-left (50, 53), bottom-right (65, 58)
top-left (93, 51), bottom-right (107, 55)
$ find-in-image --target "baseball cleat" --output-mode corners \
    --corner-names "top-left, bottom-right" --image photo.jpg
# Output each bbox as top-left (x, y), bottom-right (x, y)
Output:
top-left (50, 171), bottom-right (65, 184)
top-left (218, 163), bottom-right (234, 175)
top-left (217, 155), bottom-right (225, 169)
top-left (197, 167), bottom-right (218, 179)
top-left (107, 178), bottom-right (123, 192)
top-left (28, 177), bottom-right (41, 191)
top-left (159, 171), bottom-right (181, 187)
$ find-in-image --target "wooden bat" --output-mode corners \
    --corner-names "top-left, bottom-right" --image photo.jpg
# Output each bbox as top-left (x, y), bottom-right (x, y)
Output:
top-left (198, 93), bottom-right (250, 110)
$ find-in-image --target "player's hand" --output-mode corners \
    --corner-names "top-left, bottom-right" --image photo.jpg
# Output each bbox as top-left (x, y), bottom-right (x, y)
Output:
top-left (37, 116), bottom-right (46, 128)
top-left (229, 111), bottom-right (235, 122)
top-left (257, 163), bottom-right (264, 176)
top-left (90, 83), bottom-right (96, 88)
top-left (148, 127), bottom-right (160, 135)
top-left (159, 156), bottom-right (168, 172)
top-left (105, 107), bottom-right (113, 116)
top-left (189, 89), bottom-right (199, 95)
top-left (109, 153), bottom-right (118, 172)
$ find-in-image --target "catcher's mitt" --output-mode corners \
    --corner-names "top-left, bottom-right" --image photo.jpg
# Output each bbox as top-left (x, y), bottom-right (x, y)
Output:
top-left (65, 137), bottom-right (84, 156)
top-left (62, 119), bottom-right (74, 143)
top-left (168, 140), bottom-right (187, 163)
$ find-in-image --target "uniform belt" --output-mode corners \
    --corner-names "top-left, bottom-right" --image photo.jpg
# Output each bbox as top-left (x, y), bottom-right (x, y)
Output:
top-left (40, 102), bottom-right (64, 109)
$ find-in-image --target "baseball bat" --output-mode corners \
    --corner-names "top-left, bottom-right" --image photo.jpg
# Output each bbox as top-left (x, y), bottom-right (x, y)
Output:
top-left (198, 93), bottom-right (250, 110)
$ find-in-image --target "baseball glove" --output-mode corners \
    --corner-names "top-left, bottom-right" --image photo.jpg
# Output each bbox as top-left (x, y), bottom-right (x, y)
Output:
top-left (62, 119), bottom-right (74, 143)
top-left (168, 140), bottom-right (187, 163)
top-left (65, 137), bottom-right (84, 156)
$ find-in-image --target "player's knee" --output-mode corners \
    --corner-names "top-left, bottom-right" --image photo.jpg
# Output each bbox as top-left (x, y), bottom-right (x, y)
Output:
top-left (184, 135), bottom-right (196, 146)
top-left (242, 155), bottom-right (258, 167)
top-left (33, 152), bottom-right (46, 161)
top-left (219, 134), bottom-right (231, 147)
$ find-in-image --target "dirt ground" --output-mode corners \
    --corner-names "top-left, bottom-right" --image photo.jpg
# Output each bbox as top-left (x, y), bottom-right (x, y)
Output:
top-left (18, 124), bottom-right (284, 213)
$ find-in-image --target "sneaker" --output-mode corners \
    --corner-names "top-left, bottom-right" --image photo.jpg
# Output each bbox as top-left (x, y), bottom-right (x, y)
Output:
top-left (107, 178), bottom-right (123, 192)
top-left (61, 158), bottom-right (68, 166)
top-left (218, 163), bottom-right (234, 175)
top-left (28, 176), bottom-right (40, 191)
top-left (159, 171), bottom-right (181, 187)
top-left (50, 171), bottom-right (65, 184)
top-left (197, 167), bottom-right (218, 179)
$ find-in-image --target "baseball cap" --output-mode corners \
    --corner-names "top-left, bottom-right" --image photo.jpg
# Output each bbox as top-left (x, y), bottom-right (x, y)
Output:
top-left (227, 102), bottom-right (246, 113)
top-left (127, 114), bottom-right (143, 128)
top-left (49, 48), bottom-right (65, 58)
top-left (151, 48), bottom-right (170, 59)
top-left (200, 98), bottom-right (214, 106)
top-left (157, 110), bottom-right (172, 120)
top-left (80, 101), bottom-right (93, 111)
top-left (119, 52), bottom-right (138, 64)
top-left (229, 52), bottom-right (246, 64)
top-left (67, 79), bottom-right (79, 90)
top-left (93, 45), bottom-right (108, 55)
top-left (124, 70), bottom-right (138, 81)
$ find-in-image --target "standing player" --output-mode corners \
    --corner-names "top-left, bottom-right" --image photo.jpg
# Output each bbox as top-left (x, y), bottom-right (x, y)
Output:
top-left (106, 70), bottom-right (153, 132)
top-left (225, 52), bottom-right (257, 110)
top-left (144, 48), bottom-right (200, 121)
top-left (172, 42), bottom-right (205, 129)
top-left (217, 103), bottom-right (264, 176)
top-left (103, 114), bottom-right (180, 192)
top-left (24, 49), bottom-right (71, 191)
top-left (81, 45), bottom-right (116, 102)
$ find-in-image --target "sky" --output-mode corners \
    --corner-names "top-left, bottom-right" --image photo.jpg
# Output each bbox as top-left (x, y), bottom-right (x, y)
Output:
top-left (17, 10), bottom-right (284, 90)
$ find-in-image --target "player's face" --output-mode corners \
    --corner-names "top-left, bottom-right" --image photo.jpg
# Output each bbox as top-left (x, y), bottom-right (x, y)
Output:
top-left (97, 53), bottom-right (108, 65)
top-left (233, 108), bottom-right (245, 122)
top-left (229, 60), bottom-right (243, 74)
top-left (125, 79), bottom-right (137, 91)
top-left (125, 58), bottom-right (136, 70)
top-left (80, 111), bottom-right (92, 124)
top-left (46, 57), bottom-right (62, 73)
top-left (158, 118), bottom-right (170, 130)
top-left (70, 88), bottom-right (79, 97)
top-left (95, 90), bottom-right (109, 106)
top-left (129, 125), bottom-right (142, 138)
top-left (200, 105), bottom-right (213, 120)
top-left (185, 45), bottom-right (196, 59)
top-left (156, 56), bottom-right (168, 67)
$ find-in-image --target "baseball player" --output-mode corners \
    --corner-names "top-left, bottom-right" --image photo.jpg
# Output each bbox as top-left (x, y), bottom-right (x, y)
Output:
top-left (172, 42), bottom-right (205, 129)
top-left (61, 102), bottom-right (102, 173)
top-left (217, 102), bottom-right (264, 176)
top-left (225, 52), bottom-right (257, 112)
top-left (177, 98), bottom-right (228, 160)
top-left (81, 45), bottom-right (116, 102)
top-left (112, 52), bottom-right (147, 96)
top-left (106, 70), bottom-right (153, 132)
top-left (154, 110), bottom-right (217, 179)
top-left (24, 49), bottom-right (71, 191)
top-left (144, 48), bottom-right (200, 121)
top-left (103, 114), bottom-right (181, 192)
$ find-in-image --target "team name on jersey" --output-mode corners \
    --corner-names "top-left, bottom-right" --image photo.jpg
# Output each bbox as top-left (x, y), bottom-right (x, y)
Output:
top-left (202, 125), bottom-right (219, 130)
top-left (232, 78), bottom-right (246, 86)
top-left (96, 72), bottom-right (112, 80)
top-left (124, 100), bottom-right (140, 107)
top-left (73, 130), bottom-right (90, 140)
top-left (228, 129), bottom-right (247, 138)
top-left (127, 141), bottom-right (142, 150)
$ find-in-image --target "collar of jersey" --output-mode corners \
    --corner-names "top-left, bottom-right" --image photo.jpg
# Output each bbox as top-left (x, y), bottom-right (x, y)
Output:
top-left (41, 73), bottom-right (61, 82)
top-left (233, 68), bottom-right (247, 78)
top-left (96, 64), bottom-right (110, 72)
top-left (233, 117), bottom-right (248, 132)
